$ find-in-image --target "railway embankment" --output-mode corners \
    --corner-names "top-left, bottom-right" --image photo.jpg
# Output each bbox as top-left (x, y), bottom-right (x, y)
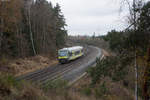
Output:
top-left (16, 46), bottom-right (101, 85)
top-left (0, 46), bottom-right (103, 100)
top-left (0, 55), bottom-right (58, 76)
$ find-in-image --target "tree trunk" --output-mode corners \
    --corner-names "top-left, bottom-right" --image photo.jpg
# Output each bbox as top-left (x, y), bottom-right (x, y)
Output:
top-left (28, 8), bottom-right (36, 55)
top-left (143, 47), bottom-right (150, 100)
top-left (0, 18), bottom-right (3, 53)
top-left (133, 0), bottom-right (138, 99)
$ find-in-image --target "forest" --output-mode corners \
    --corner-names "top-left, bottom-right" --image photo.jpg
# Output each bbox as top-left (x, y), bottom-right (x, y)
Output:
top-left (88, 1), bottom-right (150, 99)
top-left (0, 0), bottom-right (67, 59)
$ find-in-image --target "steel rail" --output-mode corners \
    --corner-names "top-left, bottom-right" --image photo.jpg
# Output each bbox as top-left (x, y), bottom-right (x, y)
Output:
top-left (16, 46), bottom-right (91, 84)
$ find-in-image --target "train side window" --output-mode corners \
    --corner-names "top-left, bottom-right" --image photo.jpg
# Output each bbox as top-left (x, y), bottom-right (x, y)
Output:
top-left (78, 51), bottom-right (80, 54)
top-left (75, 51), bottom-right (80, 55)
top-left (69, 52), bottom-right (72, 56)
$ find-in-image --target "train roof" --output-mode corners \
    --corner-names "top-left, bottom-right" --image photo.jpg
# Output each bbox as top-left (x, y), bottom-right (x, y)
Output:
top-left (59, 46), bottom-right (83, 52)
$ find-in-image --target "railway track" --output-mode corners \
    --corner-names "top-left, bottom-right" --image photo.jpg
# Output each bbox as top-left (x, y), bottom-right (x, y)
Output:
top-left (16, 46), bottom-right (101, 85)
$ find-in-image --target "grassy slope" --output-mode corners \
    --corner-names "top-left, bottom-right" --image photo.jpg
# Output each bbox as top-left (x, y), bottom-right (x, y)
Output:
top-left (0, 74), bottom-right (97, 100)
top-left (0, 55), bottom-right (57, 76)
top-left (0, 69), bottom-right (136, 100)
top-left (72, 74), bottom-right (135, 100)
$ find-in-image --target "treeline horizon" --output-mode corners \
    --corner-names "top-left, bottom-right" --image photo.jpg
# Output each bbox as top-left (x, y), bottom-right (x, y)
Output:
top-left (0, 0), bottom-right (67, 58)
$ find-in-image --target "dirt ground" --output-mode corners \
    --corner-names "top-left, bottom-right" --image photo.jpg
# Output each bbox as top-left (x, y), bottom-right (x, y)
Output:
top-left (102, 49), bottom-right (111, 57)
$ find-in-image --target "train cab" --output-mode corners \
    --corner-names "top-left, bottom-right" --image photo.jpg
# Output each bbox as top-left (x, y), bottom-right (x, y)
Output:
top-left (58, 46), bottom-right (83, 64)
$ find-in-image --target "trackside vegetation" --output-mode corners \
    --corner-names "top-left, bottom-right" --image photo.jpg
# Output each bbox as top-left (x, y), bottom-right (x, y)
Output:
top-left (86, 1), bottom-right (150, 99)
top-left (87, 57), bottom-right (130, 85)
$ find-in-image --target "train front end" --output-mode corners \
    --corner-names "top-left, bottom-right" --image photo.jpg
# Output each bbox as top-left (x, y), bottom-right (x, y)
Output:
top-left (58, 49), bottom-right (69, 64)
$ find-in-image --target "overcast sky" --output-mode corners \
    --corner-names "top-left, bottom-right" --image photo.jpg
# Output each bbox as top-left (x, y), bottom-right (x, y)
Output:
top-left (50, 0), bottom-right (130, 36)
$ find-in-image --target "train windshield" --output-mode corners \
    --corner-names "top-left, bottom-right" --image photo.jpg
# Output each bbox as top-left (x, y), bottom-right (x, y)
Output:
top-left (59, 50), bottom-right (68, 57)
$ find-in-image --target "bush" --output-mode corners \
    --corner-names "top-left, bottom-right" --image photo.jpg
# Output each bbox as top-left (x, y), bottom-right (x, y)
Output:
top-left (94, 82), bottom-right (108, 98)
top-left (0, 74), bottom-right (48, 100)
top-left (87, 56), bottom-right (128, 85)
top-left (0, 74), bottom-right (20, 98)
top-left (43, 79), bottom-right (68, 92)
top-left (81, 87), bottom-right (91, 96)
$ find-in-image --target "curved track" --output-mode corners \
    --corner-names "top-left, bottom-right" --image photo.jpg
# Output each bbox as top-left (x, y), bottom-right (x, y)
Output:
top-left (16, 45), bottom-right (101, 85)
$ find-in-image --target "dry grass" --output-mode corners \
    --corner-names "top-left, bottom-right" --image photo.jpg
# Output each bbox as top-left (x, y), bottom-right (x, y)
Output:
top-left (71, 74), bottom-right (135, 100)
top-left (0, 74), bottom-right (98, 100)
top-left (0, 79), bottom-right (48, 100)
top-left (7, 55), bottom-right (58, 76)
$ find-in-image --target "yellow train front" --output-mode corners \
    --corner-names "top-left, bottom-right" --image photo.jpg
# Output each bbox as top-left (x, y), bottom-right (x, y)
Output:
top-left (58, 46), bottom-right (84, 64)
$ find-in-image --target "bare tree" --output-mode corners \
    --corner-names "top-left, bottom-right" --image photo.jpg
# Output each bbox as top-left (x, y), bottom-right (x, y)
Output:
top-left (24, 0), bottom-right (36, 55)
top-left (0, 18), bottom-right (3, 53)
top-left (28, 7), bottom-right (36, 55)
top-left (0, 1), bottom-right (4, 54)
top-left (120, 0), bottom-right (144, 100)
